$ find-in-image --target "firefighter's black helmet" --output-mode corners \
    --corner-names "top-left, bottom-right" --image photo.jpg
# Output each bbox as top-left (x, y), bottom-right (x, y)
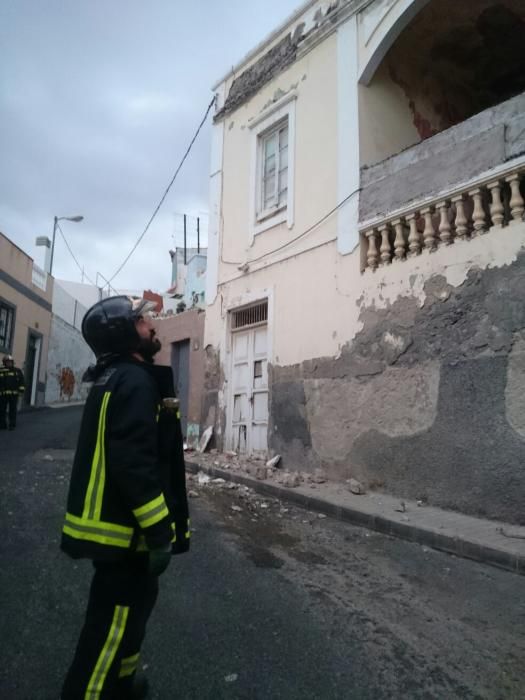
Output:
top-left (81, 296), bottom-right (155, 358)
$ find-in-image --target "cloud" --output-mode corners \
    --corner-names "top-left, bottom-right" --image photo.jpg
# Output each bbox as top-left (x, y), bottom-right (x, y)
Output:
top-left (1, 0), bottom-right (301, 291)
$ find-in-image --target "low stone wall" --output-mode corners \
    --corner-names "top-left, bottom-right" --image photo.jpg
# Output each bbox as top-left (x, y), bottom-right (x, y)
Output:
top-left (269, 252), bottom-right (525, 525)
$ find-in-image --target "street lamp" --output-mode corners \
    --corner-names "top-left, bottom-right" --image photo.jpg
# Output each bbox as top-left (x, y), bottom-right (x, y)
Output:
top-left (50, 215), bottom-right (84, 275)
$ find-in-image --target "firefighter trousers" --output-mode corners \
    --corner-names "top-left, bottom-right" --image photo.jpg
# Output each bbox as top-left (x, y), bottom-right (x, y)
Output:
top-left (61, 556), bottom-right (159, 699)
top-left (0, 395), bottom-right (18, 429)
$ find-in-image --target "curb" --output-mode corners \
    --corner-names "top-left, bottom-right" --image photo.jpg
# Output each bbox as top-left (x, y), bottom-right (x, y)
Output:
top-left (186, 461), bottom-right (525, 576)
top-left (46, 401), bottom-right (86, 409)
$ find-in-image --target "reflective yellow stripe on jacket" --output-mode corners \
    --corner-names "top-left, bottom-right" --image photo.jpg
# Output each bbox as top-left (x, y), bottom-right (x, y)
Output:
top-left (132, 493), bottom-right (169, 529)
top-left (83, 392), bottom-right (111, 521)
top-left (62, 392), bottom-right (129, 548)
top-left (63, 512), bottom-right (134, 548)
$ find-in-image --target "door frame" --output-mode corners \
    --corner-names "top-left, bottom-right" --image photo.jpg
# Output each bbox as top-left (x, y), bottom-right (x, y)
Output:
top-left (24, 328), bottom-right (43, 406)
top-left (171, 338), bottom-right (191, 437)
top-left (224, 292), bottom-right (273, 455)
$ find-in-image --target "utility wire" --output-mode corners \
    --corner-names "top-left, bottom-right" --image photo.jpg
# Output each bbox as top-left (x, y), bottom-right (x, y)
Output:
top-left (56, 223), bottom-right (97, 287)
top-left (107, 95), bottom-right (216, 283)
top-left (221, 187), bottom-right (361, 266)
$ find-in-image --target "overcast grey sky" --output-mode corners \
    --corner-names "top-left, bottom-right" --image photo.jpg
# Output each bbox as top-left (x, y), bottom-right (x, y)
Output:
top-left (0, 0), bottom-right (301, 292)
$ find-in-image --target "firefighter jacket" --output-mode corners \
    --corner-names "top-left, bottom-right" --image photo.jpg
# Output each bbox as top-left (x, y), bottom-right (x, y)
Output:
top-left (0, 366), bottom-right (25, 396)
top-left (61, 358), bottom-right (190, 562)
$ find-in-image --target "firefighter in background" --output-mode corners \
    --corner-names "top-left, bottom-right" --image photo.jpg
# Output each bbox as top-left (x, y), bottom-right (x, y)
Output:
top-left (0, 355), bottom-right (25, 430)
top-left (61, 296), bottom-right (190, 700)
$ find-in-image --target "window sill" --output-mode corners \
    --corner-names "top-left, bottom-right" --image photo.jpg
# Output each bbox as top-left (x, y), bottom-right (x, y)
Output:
top-left (254, 207), bottom-right (288, 236)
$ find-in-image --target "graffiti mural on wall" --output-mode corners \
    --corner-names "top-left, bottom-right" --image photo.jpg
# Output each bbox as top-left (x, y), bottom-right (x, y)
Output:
top-left (58, 367), bottom-right (76, 399)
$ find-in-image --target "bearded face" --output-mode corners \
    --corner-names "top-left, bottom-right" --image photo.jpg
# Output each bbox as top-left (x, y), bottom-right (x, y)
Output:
top-left (135, 328), bottom-right (162, 363)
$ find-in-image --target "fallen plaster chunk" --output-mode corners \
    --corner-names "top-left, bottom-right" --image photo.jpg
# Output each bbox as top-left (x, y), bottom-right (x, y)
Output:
top-left (266, 454), bottom-right (281, 469)
top-left (312, 468), bottom-right (327, 484)
top-left (348, 478), bottom-right (365, 495)
top-left (197, 426), bottom-right (213, 453)
top-left (280, 472), bottom-right (301, 488)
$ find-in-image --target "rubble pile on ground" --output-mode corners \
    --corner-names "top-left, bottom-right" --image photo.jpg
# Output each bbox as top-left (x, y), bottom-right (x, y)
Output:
top-left (187, 448), bottom-right (334, 490)
top-left (186, 470), bottom-right (297, 521)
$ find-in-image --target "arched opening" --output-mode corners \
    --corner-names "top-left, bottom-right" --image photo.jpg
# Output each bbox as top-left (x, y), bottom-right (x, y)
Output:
top-left (359, 0), bottom-right (525, 168)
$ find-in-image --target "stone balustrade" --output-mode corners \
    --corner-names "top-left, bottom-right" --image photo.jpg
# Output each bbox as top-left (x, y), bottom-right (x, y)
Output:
top-left (361, 164), bottom-right (525, 272)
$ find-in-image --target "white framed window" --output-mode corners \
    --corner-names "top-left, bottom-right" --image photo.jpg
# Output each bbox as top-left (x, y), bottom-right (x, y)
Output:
top-left (258, 120), bottom-right (289, 221)
top-left (249, 92), bottom-right (296, 239)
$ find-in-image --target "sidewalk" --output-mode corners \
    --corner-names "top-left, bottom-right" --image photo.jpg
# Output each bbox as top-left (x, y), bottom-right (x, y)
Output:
top-left (186, 459), bottom-right (525, 576)
top-left (46, 400), bottom-right (86, 409)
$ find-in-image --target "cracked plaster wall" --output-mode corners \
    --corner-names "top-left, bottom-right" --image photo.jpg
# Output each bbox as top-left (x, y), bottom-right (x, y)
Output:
top-left (270, 249), bottom-right (525, 525)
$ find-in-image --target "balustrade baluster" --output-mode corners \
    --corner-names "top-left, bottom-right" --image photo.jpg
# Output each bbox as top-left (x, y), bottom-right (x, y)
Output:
top-left (506, 173), bottom-right (525, 222)
top-left (365, 229), bottom-right (379, 270)
top-left (452, 195), bottom-right (468, 240)
top-left (437, 201), bottom-right (452, 245)
top-left (407, 213), bottom-right (421, 257)
top-left (469, 188), bottom-right (487, 235)
top-left (488, 181), bottom-right (504, 227)
top-left (421, 207), bottom-right (437, 251)
top-left (379, 224), bottom-right (391, 265)
top-left (392, 219), bottom-right (406, 261)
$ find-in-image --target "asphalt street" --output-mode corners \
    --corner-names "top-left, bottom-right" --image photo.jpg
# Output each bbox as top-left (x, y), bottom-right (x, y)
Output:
top-left (1, 406), bottom-right (525, 699)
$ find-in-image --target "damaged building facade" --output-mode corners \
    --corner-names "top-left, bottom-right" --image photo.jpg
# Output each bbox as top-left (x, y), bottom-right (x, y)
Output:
top-left (204, 0), bottom-right (525, 524)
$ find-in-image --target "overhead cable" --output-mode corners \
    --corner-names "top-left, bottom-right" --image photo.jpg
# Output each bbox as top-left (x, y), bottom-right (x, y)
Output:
top-left (107, 95), bottom-right (216, 283)
top-left (56, 223), bottom-right (97, 287)
top-left (221, 187), bottom-right (361, 266)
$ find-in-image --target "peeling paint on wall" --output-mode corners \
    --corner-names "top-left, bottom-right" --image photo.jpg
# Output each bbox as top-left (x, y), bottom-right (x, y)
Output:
top-left (269, 252), bottom-right (525, 524)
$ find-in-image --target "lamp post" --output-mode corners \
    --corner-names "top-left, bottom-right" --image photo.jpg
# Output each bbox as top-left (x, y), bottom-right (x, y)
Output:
top-left (50, 215), bottom-right (84, 275)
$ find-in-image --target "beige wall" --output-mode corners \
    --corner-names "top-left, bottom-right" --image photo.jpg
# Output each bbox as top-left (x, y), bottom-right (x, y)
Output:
top-left (219, 34), bottom-right (339, 282)
top-left (207, 0), bottom-right (525, 363)
top-left (205, 0), bottom-right (525, 455)
top-left (359, 61), bottom-right (420, 167)
top-left (207, 33), bottom-right (340, 349)
top-left (0, 233), bottom-right (53, 402)
top-left (207, 222), bottom-right (525, 369)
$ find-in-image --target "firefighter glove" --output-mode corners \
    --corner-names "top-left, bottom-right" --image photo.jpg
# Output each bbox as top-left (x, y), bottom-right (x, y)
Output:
top-left (148, 545), bottom-right (172, 577)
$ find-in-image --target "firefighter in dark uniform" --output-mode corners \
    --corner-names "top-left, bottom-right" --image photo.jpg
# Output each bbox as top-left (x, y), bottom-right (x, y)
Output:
top-left (61, 296), bottom-right (190, 700)
top-left (0, 355), bottom-right (25, 430)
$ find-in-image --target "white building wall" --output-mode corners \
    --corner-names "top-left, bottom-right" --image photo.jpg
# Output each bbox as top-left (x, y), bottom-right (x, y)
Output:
top-left (46, 280), bottom-right (94, 403)
top-left (46, 314), bottom-right (94, 403)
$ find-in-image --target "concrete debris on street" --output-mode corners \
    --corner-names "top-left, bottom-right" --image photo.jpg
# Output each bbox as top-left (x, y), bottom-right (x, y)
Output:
top-left (3, 407), bottom-right (525, 700)
top-left (188, 449), bottom-right (525, 576)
